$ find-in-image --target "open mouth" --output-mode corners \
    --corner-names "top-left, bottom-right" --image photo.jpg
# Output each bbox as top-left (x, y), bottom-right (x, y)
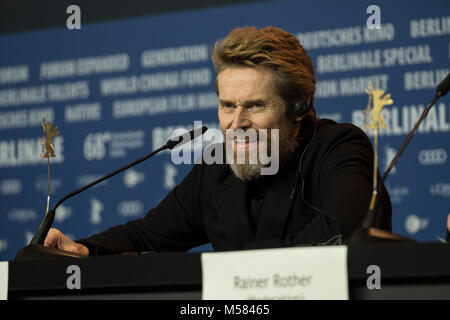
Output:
top-left (233, 136), bottom-right (258, 148)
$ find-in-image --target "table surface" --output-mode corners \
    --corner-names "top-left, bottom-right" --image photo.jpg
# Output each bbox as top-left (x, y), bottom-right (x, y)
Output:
top-left (7, 242), bottom-right (450, 299)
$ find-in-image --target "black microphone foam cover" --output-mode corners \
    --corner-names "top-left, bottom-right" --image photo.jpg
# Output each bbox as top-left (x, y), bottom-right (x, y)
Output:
top-left (437, 73), bottom-right (450, 96)
top-left (166, 126), bottom-right (208, 149)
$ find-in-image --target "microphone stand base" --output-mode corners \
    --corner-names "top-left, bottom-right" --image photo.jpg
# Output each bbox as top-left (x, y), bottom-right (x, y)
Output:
top-left (14, 244), bottom-right (87, 261)
top-left (350, 227), bottom-right (417, 245)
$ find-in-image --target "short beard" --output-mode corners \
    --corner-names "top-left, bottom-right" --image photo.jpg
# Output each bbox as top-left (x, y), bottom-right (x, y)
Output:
top-left (229, 162), bottom-right (263, 182)
top-left (226, 126), bottom-right (300, 182)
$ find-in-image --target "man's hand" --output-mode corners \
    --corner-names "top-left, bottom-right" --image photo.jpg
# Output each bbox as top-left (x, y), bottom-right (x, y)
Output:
top-left (447, 214), bottom-right (450, 242)
top-left (44, 228), bottom-right (89, 256)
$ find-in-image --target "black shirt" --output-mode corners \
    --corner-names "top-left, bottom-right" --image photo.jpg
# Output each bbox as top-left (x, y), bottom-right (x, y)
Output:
top-left (248, 176), bottom-right (270, 233)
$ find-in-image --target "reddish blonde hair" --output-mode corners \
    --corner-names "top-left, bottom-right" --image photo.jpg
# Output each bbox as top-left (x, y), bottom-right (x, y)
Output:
top-left (211, 26), bottom-right (317, 121)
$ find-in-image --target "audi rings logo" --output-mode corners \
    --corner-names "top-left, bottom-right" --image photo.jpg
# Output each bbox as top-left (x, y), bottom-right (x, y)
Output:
top-left (418, 148), bottom-right (447, 165)
top-left (0, 179), bottom-right (22, 195)
top-left (117, 200), bottom-right (143, 217)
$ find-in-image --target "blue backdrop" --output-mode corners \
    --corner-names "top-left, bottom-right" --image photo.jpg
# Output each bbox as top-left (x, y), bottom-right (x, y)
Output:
top-left (1, 0), bottom-right (449, 260)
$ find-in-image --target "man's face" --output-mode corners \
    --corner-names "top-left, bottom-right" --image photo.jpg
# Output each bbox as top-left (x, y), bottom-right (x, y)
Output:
top-left (217, 67), bottom-right (299, 181)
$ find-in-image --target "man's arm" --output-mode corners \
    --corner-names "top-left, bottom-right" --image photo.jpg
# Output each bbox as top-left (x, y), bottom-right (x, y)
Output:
top-left (293, 125), bottom-right (391, 243)
top-left (46, 163), bottom-right (209, 255)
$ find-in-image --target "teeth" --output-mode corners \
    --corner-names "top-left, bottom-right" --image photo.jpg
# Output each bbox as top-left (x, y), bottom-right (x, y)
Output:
top-left (234, 137), bottom-right (257, 143)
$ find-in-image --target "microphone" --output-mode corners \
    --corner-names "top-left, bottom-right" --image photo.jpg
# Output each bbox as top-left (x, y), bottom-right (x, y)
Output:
top-left (437, 73), bottom-right (450, 96)
top-left (166, 125), bottom-right (208, 149)
top-left (351, 73), bottom-right (450, 244)
top-left (14, 126), bottom-right (208, 260)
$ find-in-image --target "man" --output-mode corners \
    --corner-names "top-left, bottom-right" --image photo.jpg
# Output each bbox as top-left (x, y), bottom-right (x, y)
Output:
top-left (44, 26), bottom-right (392, 256)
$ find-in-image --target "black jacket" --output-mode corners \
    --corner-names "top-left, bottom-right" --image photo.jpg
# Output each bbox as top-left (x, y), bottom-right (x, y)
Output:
top-left (78, 119), bottom-right (391, 254)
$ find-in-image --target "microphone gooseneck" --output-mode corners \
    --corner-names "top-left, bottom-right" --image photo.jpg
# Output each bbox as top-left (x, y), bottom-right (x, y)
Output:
top-left (30, 126), bottom-right (208, 246)
top-left (361, 73), bottom-right (449, 229)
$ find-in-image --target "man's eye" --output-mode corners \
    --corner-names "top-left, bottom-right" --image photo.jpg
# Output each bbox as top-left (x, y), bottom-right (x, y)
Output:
top-left (223, 103), bottom-right (234, 108)
top-left (251, 103), bottom-right (265, 109)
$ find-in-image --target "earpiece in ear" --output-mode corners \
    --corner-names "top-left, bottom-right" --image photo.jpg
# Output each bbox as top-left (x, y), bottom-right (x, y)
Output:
top-left (293, 99), bottom-right (310, 118)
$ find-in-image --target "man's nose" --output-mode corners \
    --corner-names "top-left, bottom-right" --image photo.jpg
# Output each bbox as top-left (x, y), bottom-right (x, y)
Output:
top-left (231, 106), bottom-right (251, 130)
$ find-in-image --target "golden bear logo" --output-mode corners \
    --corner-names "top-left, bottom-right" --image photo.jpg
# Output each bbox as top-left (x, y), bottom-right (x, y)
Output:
top-left (364, 81), bottom-right (393, 130)
top-left (41, 122), bottom-right (60, 159)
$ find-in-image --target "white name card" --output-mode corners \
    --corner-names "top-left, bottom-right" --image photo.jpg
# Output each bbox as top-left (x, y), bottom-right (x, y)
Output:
top-left (0, 261), bottom-right (8, 300)
top-left (201, 246), bottom-right (348, 300)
